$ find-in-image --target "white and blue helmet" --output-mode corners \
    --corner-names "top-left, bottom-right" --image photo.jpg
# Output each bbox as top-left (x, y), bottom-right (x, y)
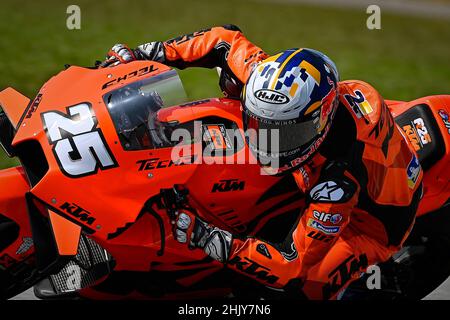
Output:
top-left (242, 48), bottom-right (340, 174)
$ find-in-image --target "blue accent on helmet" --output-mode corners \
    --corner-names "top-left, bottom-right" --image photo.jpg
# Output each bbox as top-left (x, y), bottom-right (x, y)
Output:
top-left (260, 64), bottom-right (271, 77)
top-left (275, 49), bottom-right (296, 64)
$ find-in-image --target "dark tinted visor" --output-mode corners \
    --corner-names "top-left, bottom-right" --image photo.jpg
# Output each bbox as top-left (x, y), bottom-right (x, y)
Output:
top-left (243, 109), bottom-right (319, 156)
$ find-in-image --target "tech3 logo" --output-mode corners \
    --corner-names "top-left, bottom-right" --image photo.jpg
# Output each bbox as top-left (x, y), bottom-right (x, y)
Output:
top-left (101, 65), bottom-right (158, 90)
top-left (42, 103), bottom-right (118, 177)
top-left (322, 253), bottom-right (368, 299)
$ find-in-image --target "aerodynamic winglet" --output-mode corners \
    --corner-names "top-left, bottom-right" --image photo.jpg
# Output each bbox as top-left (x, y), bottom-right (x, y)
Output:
top-left (0, 87), bottom-right (31, 128)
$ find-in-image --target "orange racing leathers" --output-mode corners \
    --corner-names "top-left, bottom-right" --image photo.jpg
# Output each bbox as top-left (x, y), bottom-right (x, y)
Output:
top-left (151, 25), bottom-right (423, 299)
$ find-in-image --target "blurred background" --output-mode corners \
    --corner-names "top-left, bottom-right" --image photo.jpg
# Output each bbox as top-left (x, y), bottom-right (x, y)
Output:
top-left (0, 0), bottom-right (449, 171)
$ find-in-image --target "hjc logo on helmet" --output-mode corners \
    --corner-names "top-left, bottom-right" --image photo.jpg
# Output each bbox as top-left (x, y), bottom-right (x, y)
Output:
top-left (254, 89), bottom-right (290, 104)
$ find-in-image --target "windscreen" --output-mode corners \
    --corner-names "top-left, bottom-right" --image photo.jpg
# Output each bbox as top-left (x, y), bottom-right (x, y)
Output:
top-left (104, 70), bottom-right (188, 150)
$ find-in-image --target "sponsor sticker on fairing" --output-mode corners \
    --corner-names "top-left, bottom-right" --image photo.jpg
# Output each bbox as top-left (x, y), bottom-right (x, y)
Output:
top-left (402, 123), bottom-right (421, 151)
top-left (203, 124), bottom-right (232, 151)
top-left (438, 109), bottom-right (450, 134)
top-left (413, 118), bottom-right (432, 145)
top-left (307, 218), bottom-right (340, 234)
top-left (406, 154), bottom-right (421, 189)
top-left (402, 117), bottom-right (432, 152)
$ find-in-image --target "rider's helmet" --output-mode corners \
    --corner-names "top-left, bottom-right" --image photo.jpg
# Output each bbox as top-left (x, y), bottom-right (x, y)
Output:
top-left (242, 48), bottom-right (340, 175)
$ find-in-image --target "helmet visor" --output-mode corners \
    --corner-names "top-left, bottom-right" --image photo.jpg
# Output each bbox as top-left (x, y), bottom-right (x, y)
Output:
top-left (243, 109), bottom-right (319, 157)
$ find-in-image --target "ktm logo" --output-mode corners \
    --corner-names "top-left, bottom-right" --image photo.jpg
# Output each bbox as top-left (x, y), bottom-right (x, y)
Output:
top-left (228, 256), bottom-right (279, 284)
top-left (322, 254), bottom-right (368, 299)
top-left (254, 89), bottom-right (290, 104)
top-left (402, 124), bottom-right (421, 151)
top-left (402, 118), bottom-right (432, 152)
top-left (166, 28), bottom-right (211, 45)
top-left (212, 179), bottom-right (245, 193)
top-left (25, 93), bottom-right (43, 119)
top-left (60, 202), bottom-right (96, 226)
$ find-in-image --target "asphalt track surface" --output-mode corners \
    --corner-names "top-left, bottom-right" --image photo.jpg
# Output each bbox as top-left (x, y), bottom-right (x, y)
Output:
top-left (10, 275), bottom-right (450, 300)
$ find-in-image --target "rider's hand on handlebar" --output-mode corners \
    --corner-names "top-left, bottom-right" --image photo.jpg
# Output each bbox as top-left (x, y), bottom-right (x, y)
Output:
top-left (104, 42), bottom-right (165, 67)
top-left (173, 211), bottom-right (233, 263)
top-left (106, 44), bottom-right (139, 65)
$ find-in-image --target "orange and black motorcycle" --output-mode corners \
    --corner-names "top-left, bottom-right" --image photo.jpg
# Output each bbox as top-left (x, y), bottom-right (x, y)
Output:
top-left (0, 61), bottom-right (448, 300)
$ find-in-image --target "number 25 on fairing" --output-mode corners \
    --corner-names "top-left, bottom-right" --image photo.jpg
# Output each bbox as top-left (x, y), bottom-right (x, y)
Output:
top-left (42, 103), bottom-right (117, 177)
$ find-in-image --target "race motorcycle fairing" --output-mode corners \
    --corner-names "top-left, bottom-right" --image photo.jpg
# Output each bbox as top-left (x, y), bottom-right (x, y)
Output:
top-left (0, 61), bottom-right (448, 299)
top-left (388, 97), bottom-right (449, 216)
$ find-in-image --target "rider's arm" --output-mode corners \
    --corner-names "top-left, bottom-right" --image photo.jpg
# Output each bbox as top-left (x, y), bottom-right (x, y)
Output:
top-left (135, 25), bottom-right (268, 97)
top-left (226, 169), bottom-right (359, 290)
top-left (161, 25), bottom-right (267, 82)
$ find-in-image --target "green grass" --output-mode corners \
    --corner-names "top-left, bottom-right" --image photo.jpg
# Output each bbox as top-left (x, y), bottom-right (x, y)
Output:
top-left (1, 0), bottom-right (450, 168)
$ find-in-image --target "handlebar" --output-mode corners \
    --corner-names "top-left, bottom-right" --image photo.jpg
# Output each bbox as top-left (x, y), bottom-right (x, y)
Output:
top-left (96, 56), bottom-right (119, 69)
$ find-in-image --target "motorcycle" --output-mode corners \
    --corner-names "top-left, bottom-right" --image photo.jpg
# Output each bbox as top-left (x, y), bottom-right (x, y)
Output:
top-left (0, 60), bottom-right (448, 300)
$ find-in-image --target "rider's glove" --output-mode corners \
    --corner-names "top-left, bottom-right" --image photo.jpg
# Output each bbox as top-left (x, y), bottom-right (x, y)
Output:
top-left (173, 212), bottom-right (233, 263)
top-left (107, 44), bottom-right (138, 64)
top-left (107, 42), bottom-right (165, 65)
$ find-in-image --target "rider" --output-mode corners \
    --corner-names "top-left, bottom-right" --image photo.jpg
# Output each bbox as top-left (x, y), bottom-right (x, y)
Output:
top-left (106, 25), bottom-right (423, 299)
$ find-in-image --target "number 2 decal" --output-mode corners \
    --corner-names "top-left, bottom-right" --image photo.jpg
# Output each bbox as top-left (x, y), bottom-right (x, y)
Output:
top-left (42, 103), bottom-right (118, 177)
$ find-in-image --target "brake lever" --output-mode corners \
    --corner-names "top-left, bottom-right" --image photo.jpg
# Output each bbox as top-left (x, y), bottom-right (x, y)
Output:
top-left (160, 184), bottom-right (190, 221)
top-left (96, 57), bottom-right (119, 69)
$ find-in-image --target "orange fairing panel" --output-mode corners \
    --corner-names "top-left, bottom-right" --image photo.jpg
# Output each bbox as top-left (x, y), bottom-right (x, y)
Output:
top-left (0, 87), bottom-right (30, 128)
top-left (48, 209), bottom-right (81, 256)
